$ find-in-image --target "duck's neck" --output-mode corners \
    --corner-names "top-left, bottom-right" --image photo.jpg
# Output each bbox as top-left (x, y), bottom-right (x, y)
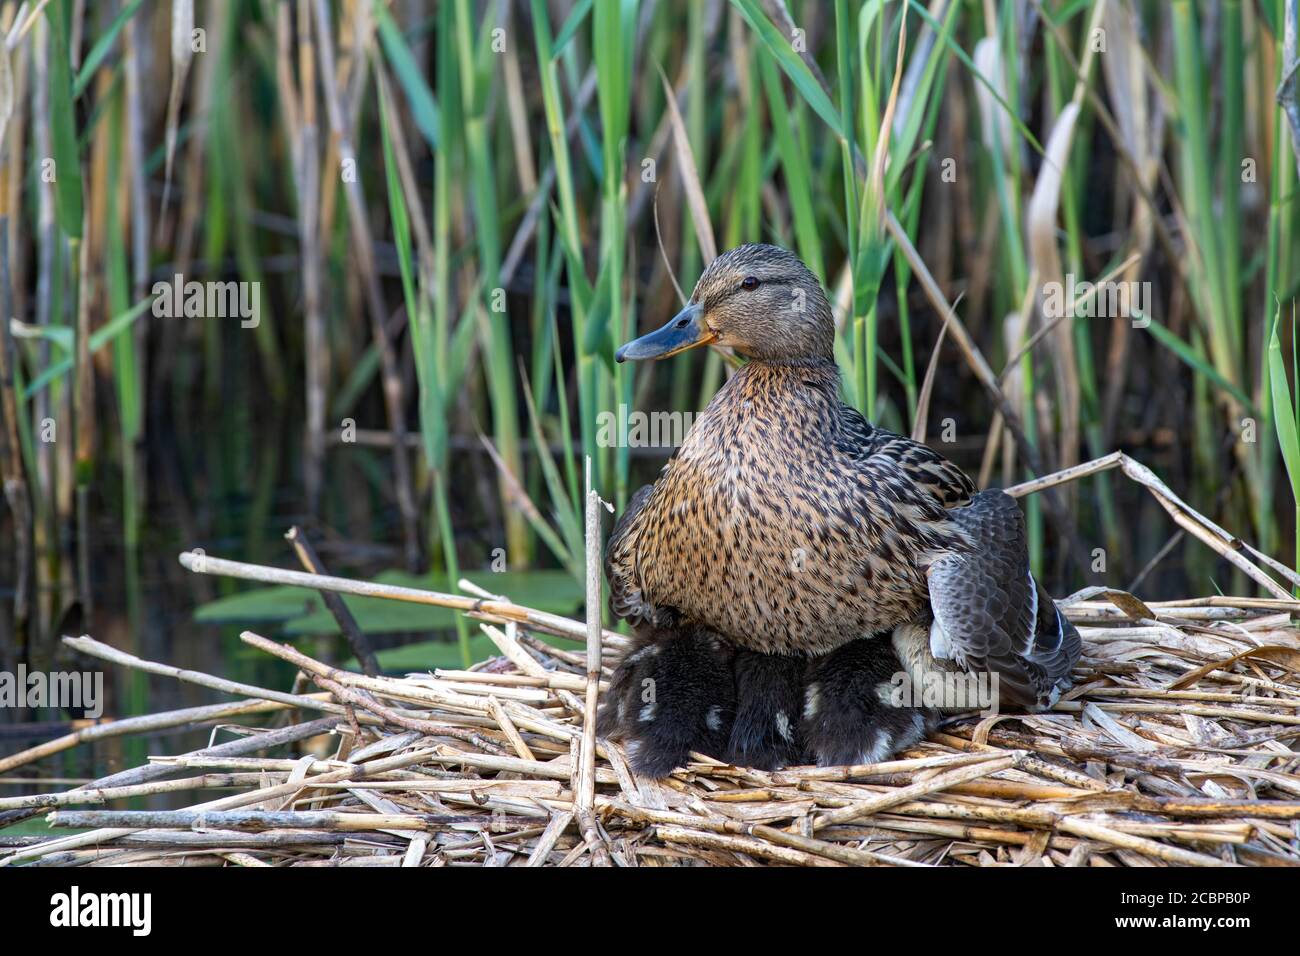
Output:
top-left (745, 354), bottom-right (838, 371)
top-left (699, 359), bottom-right (844, 426)
top-left (731, 356), bottom-right (841, 393)
top-left (676, 358), bottom-right (845, 466)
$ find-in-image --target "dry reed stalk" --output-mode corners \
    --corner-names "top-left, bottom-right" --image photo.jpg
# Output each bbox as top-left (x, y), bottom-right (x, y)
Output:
top-left (177, 549), bottom-right (632, 648)
top-left (309, 0), bottom-right (418, 569)
top-left (0, 696), bottom-right (323, 776)
top-left (62, 634), bottom-right (362, 717)
top-left (0, 772), bottom-right (279, 811)
top-left (286, 526), bottom-right (379, 675)
top-left (575, 457), bottom-right (608, 864)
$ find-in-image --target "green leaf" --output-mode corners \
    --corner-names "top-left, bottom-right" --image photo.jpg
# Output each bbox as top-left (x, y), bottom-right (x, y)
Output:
top-left (1269, 316), bottom-right (1300, 506)
top-left (194, 587), bottom-right (317, 624)
top-left (760, 52), bottom-right (823, 279)
top-left (356, 635), bottom-right (501, 672)
top-left (553, 0), bottom-right (594, 55)
top-left (581, 256), bottom-right (612, 355)
top-left (905, 0), bottom-right (1044, 158)
top-left (729, 0), bottom-right (846, 141)
top-left (14, 323), bottom-right (74, 353)
top-left (1143, 317), bottom-right (1257, 415)
top-left (73, 0), bottom-right (147, 98)
top-left (46, 0), bottom-right (84, 237)
top-left (888, 0), bottom-right (961, 194)
top-left (519, 373), bottom-right (583, 576)
top-left (23, 296), bottom-right (155, 400)
top-left (374, 2), bottom-right (441, 149)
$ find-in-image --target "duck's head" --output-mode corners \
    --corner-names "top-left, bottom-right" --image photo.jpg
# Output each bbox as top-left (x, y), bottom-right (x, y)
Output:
top-left (616, 243), bottom-right (835, 364)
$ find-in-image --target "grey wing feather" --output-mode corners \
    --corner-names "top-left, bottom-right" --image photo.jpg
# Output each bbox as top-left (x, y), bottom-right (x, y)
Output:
top-left (927, 489), bottom-right (1081, 709)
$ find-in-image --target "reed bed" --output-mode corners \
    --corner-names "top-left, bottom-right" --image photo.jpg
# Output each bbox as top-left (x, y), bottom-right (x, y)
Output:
top-left (2, 461), bottom-right (1298, 868)
top-left (3, 585), bottom-right (1298, 867)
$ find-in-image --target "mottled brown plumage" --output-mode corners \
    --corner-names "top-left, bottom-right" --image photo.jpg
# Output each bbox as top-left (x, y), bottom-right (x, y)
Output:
top-left (607, 358), bottom-right (975, 653)
top-left (601, 243), bottom-right (1081, 773)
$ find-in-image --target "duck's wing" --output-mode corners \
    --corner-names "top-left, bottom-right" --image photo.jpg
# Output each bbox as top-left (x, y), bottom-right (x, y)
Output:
top-left (925, 488), bottom-right (1081, 709)
top-left (838, 409), bottom-right (975, 508)
top-left (605, 483), bottom-right (656, 626)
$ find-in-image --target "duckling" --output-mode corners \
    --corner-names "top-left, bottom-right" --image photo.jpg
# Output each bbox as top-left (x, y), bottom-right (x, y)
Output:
top-left (595, 625), bottom-right (736, 777)
top-left (601, 243), bottom-right (1081, 776)
top-left (800, 633), bottom-right (936, 766)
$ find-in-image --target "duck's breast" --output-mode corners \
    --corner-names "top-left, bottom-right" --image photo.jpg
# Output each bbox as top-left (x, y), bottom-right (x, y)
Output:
top-left (636, 375), bottom-right (932, 653)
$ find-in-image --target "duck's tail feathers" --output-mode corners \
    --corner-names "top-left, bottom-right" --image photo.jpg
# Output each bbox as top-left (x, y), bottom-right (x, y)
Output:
top-left (926, 489), bottom-right (1082, 711)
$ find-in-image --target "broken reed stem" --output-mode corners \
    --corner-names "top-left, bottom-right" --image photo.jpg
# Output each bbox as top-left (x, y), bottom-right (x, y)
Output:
top-left (177, 549), bottom-right (630, 647)
top-left (575, 456), bottom-right (608, 865)
top-left (812, 751), bottom-right (1025, 829)
top-left (0, 695), bottom-right (313, 777)
top-left (1056, 817), bottom-right (1233, 867)
top-left (1, 746), bottom-right (440, 867)
top-left (238, 631), bottom-right (508, 755)
top-left (46, 809), bottom-right (482, 831)
top-left (0, 716), bottom-right (340, 829)
top-left (0, 772), bottom-right (276, 811)
top-left (61, 634), bottom-right (355, 717)
top-left (285, 525), bottom-right (379, 675)
top-left (1005, 451), bottom-right (1293, 599)
top-left (487, 696), bottom-right (535, 762)
top-left (599, 799), bottom-right (921, 867)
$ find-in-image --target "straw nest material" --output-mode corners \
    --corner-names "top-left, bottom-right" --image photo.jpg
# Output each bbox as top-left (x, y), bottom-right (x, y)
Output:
top-left (3, 590), bottom-right (1298, 867)
top-left (2, 454), bottom-right (1299, 867)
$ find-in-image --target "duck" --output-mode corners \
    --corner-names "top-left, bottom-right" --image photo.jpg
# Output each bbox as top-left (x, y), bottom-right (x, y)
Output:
top-left (596, 243), bottom-right (1081, 778)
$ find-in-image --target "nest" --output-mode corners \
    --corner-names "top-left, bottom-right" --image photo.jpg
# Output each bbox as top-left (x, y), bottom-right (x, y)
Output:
top-left (1, 453), bottom-right (1298, 867)
top-left (1, 588), bottom-right (1298, 867)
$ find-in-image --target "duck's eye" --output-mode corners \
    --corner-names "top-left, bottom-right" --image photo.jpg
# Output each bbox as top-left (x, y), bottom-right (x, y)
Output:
top-left (740, 276), bottom-right (761, 291)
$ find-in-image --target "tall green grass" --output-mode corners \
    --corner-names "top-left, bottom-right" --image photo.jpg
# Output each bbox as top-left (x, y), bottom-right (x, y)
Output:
top-left (1, 0), bottom-right (1298, 676)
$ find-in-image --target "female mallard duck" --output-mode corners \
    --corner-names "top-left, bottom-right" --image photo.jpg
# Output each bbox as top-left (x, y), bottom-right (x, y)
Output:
top-left (597, 244), bottom-right (1081, 777)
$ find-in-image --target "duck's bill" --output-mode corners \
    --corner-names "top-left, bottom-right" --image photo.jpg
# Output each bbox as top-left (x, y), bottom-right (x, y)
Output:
top-left (615, 303), bottom-right (717, 362)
